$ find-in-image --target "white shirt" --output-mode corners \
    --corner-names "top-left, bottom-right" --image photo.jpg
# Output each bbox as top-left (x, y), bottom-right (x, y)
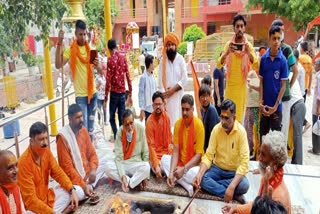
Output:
top-left (312, 71), bottom-right (320, 115)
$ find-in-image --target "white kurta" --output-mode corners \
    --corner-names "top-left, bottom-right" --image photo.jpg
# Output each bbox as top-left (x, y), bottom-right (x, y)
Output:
top-left (158, 53), bottom-right (188, 127)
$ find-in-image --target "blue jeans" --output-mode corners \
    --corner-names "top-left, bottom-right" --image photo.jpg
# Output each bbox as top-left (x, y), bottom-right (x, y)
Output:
top-left (75, 93), bottom-right (97, 140)
top-left (109, 92), bottom-right (126, 139)
top-left (200, 165), bottom-right (249, 198)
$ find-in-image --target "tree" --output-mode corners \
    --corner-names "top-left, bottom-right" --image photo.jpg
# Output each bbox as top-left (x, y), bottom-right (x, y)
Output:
top-left (246, 0), bottom-right (320, 31)
top-left (177, 41), bottom-right (187, 56)
top-left (182, 24), bottom-right (206, 42)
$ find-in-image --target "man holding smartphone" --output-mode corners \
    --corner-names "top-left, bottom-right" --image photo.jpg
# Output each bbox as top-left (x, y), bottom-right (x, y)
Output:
top-left (216, 14), bottom-right (258, 123)
top-left (55, 20), bottom-right (103, 141)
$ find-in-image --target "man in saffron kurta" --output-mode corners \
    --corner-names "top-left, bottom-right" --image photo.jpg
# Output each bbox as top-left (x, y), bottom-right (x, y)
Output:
top-left (146, 91), bottom-right (172, 178)
top-left (0, 150), bottom-right (25, 214)
top-left (217, 15), bottom-right (258, 123)
top-left (163, 94), bottom-right (205, 197)
top-left (158, 32), bottom-right (188, 127)
top-left (18, 122), bottom-right (78, 214)
top-left (55, 20), bottom-right (103, 140)
top-left (106, 109), bottom-right (150, 192)
top-left (56, 104), bottom-right (107, 201)
top-left (222, 131), bottom-right (291, 214)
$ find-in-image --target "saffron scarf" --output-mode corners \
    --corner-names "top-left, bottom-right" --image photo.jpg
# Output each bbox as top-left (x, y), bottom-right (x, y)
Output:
top-left (122, 127), bottom-right (137, 160)
top-left (0, 183), bottom-right (22, 214)
top-left (70, 40), bottom-right (94, 103)
top-left (258, 167), bottom-right (284, 196)
top-left (225, 35), bottom-right (250, 80)
top-left (178, 117), bottom-right (195, 166)
top-left (162, 32), bottom-right (180, 90)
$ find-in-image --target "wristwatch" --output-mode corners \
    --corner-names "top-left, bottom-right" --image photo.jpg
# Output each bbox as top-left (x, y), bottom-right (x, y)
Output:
top-left (183, 166), bottom-right (188, 174)
top-left (69, 186), bottom-right (76, 194)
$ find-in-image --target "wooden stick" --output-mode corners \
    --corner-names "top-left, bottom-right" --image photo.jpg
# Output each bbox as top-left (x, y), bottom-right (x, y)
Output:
top-left (60, 21), bottom-right (65, 127)
top-left (181, 188), bottom-right (200, 214)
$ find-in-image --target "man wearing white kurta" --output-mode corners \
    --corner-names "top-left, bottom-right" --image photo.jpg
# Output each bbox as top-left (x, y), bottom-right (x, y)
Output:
top-left (159, 32), bottom-right (188, 127)
top-left (106, 109), bottom-right (150, 192)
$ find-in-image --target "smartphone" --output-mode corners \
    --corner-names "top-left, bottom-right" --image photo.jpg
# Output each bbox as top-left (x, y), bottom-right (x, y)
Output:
top-left (233, 43), bottom-right (243, 50)
top-left (90, 50), bottom-right (98, 64)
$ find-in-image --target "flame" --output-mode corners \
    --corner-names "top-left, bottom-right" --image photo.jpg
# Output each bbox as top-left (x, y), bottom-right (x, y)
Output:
top-left (110, 196), bottom-right (130, 214)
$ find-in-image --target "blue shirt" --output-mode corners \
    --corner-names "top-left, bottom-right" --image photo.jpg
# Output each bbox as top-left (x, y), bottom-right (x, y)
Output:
top-left (213, 67), bottom-right (225, 99)
top-left (259, 48), bottom-right (288, 112)
top-left (201, 104), bottom-right (220, 151)
top-left (138, 71), bottom-right (157, 113)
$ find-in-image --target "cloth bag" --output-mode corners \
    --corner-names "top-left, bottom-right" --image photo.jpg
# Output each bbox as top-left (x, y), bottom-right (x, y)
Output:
top-left (312, 116), bottom-right (320, 136)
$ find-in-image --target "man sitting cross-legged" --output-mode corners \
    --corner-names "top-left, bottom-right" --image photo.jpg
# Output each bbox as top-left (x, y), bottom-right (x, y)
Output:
top-left (162, 94), bottom-right (205, 197)
top-left (106, 109), bottom-right (150, 192)
top-left (222, 130), bottom-right (291, 213)
top-left (18, 122), bottom-right (78, 214)
top-left (146, 91), bottom-right (173, 178)
top-left (193, 99), bottom-right (249, 203)
top-left (56, 104), bottom-right (108, 201)
top-left (0, 150), bottom-right (26, 213)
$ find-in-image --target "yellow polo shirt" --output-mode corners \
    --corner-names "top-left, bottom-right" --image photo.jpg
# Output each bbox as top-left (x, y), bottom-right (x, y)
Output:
top-left (64, 47), bottom-right (96, 97)
top-left (173, 117), bottom-right (205, 164)
top-left (202, 121), bottom-right (249, 176)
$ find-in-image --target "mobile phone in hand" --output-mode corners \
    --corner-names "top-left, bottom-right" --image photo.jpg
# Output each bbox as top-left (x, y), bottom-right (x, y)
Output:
top-left (233, 43), bottom-right (243, 50)
top-left (90, 50), bottom-right (98, 64)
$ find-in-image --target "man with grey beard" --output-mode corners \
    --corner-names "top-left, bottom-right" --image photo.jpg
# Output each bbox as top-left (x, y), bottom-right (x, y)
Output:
top-left (222, 131), bottom-right (291, 214)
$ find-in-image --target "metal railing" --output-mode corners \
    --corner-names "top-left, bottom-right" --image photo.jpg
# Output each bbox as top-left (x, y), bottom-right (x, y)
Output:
top-left (0, 91), bottom-right (74, 158)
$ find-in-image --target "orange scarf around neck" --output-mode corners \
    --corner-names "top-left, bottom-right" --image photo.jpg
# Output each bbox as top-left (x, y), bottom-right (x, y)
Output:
top-left (178, 117), bottom-right (195, 166)
top-left (225, 35), bottom-right (250, 80)
top-left (0, 183), bottom-right (22, 214)
top-left (258, 167), bottom-right (284, 196)
top-left (122, 127), bottom-right (137, 160)
top-left (70, 40), bottom-right (94, 103)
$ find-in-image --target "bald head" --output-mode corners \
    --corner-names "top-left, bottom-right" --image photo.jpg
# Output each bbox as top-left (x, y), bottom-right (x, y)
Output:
top-left (0, 150), bottom-right (18, 184)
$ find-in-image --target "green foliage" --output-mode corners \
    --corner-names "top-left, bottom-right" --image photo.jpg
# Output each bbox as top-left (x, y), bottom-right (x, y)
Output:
top-left (96, 31), bottom-right (106, 53)
top-left (182, 24), bottom-right (206, 42)
top-left (177, 41), bottom-right (188, 56)
top-left (84, 0), bottom-right (118, 28)
top-left (21, 51), bottom-right (43, 67)
top-left (246, 0), bottom-right (320, 31)
top-left (212, 46), bottom-right (224, 61)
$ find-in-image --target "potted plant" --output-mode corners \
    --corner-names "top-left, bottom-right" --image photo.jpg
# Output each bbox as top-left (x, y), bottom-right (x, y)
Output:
top-left (21, 51), bottom-right (43, 75)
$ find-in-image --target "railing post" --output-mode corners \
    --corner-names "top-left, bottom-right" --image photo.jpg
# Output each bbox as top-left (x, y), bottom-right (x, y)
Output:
top-left (14, 122), bottom-right (20, 158)
top-left (44, 107), bottom-right (51, 149)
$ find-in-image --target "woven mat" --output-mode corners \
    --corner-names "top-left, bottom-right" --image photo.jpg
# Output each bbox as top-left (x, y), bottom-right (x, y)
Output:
top-left (143, 174), bottom-right (225, 201)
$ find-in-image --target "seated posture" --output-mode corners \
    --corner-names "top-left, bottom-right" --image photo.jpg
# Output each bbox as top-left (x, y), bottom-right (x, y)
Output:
top-left (199, 84), bottom-right (220, 151)
top-left (162, 94), bottom-right (205, 197)
top-left (18, 122), bottom-right (78, 214)
top-left (222, 131), bottom-right (291, 214)
top-left (146, 91), bottom-right (172, 178)
top-left (56, 104), bottom-right (108, 201)
top-left (0, 150), bottom-right (25, 213)
top-left (106, 109), bottom-right (150, 192)
top-left (193, 99), bottom-right (249, 203)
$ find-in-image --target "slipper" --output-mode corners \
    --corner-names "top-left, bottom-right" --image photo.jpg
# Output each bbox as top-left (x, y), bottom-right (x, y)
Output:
top-left (87, 195), bottom-right (101, 205)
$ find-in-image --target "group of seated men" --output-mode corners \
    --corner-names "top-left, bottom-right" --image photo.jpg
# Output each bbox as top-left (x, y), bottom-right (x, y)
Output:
top-left (0, 91), bottom-right (291, 214)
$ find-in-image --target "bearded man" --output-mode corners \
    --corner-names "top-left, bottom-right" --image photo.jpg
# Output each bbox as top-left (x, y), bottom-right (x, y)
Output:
top-left (222, 130), bottom-right (291, 214)
top-left (158, 32), bottom-right (188, 127)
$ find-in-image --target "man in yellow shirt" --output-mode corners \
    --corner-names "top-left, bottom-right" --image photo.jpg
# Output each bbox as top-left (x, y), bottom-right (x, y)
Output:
top-left (55, 20), bottom-right (102, 140)
top-left (193, 99), bottom-right (249, 203)
top-left (162, 94), bottom-right (205, 197)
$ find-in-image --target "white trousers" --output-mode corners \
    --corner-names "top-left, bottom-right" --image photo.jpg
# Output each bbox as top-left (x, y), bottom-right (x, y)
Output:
top-left (161, 154), bottom-right (199, 197)
top-left (106, 160), bottom-right (150, 189)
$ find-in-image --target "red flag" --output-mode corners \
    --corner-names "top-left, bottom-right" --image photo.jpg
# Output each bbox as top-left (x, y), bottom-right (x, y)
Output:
top-left (190, 61), bottom-right (201, 119)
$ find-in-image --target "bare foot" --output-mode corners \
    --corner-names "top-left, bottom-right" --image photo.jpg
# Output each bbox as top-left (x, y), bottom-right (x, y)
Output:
top-left (61, 204), bottom-right (74, 214)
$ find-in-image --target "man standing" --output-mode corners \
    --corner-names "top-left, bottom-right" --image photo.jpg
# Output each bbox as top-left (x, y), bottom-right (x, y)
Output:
top-left (105, 39), bottom-right (133, 140)
top-left (0, 150), bottom-right (25, 213)
top-left (222, 131), bottom-right (291, 213)
top-left (216, 14), bottom-right (258, 123)
top-left (146, 91), bottom-right (172, 178)
top-left (138, 50), bottom-right (145, 74)
top-left (56, 104), bottom-right (108, 201)
top-left (259, 26), bottom-right (288, 140)
top-left (158, 32), bottom-right (188, 127)
top-left (106, 109), bottom-right (150, 192)
top-left (162, 94), bottom-right (205, 197)
top-left (213, 62), bottom-right (225, 115)
top-left (199, 84), bottom-right (220, 151)
top-left (193, 99), bottom-right (249, 203)
top-left (18, 122), bottom-right (78, 213)
top-left (55, 20), bottom-right (102, 140)
top-left (311, 58), bottom-right (320, 154)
